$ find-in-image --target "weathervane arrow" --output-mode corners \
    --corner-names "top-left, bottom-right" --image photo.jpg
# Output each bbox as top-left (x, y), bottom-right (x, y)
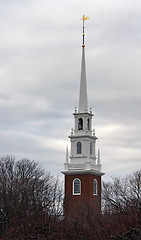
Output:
top-left (81, 15), bottom-right (90, 47)
top-left (82, 15), bottom-right (90, 21)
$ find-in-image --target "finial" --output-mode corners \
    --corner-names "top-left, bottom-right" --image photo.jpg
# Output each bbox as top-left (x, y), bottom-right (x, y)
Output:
top-left (66, 146), bottom-right (69, 163)
top-left (81, 15), bottom-right (90, 48)
top-left (98, 149), bottom-right (100, 165)
top-left (71, 128), bottom-right (74, 135)
top-left (93, 129), bottom-right (95, 136)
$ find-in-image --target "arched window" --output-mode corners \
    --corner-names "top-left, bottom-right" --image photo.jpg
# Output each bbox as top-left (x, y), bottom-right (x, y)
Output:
top-left (93, 179), bottom-right (97, 195)
top-left (78, 118), bottom-right (83, 130)
top-left (73, 178), bottom-right (81, 195)
top-left (77, 142), bottom-right (82, 154)
top-left (90, 142), bottom-right (92, 155)
top-left (87, 118), bottom-right (90, 130)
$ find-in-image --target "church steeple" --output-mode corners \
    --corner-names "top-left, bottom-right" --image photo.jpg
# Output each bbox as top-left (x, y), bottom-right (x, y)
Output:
top-left (62, 14), bottom-right (104, 175)
top-left (61, 16), bottom-right (104, 217)
top-left (79, 47), bottom-right (88, 112)
top-left (79, 15), bottom-right (89, 112)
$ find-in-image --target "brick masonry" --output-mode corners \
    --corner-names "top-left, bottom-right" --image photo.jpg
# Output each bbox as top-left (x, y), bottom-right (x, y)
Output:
top-left (64, 174), bottom-right (101, 217)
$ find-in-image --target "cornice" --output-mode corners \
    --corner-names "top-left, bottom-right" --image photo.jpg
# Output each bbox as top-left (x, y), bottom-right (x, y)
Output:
top-left (73, 112), bottom-right (94, 117)
top-left (61, 169), bottom-right (105, 176)
top-left (69, 135), bottom-right (98, 140)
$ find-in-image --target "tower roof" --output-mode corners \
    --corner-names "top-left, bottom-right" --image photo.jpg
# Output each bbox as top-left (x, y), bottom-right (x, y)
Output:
top-left (79, 47), bottom-right (88, 112)
top-left (79, 15), bottom-right (89, 113)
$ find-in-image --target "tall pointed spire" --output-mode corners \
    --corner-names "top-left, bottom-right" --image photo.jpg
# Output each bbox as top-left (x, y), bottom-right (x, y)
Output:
top-left (79, 15), bottom-right (89, 113)
top-left (79, 47), bottom-right (88, 112)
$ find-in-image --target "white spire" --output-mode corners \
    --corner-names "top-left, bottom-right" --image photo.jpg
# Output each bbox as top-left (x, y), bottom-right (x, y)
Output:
top-left (79, 15), bottom-right (89, 113)
top-left (79, 46), bottom-right (88, 112)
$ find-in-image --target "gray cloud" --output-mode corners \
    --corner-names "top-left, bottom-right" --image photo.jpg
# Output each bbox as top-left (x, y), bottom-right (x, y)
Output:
top-left (0, 0), bottom-right (140, 181)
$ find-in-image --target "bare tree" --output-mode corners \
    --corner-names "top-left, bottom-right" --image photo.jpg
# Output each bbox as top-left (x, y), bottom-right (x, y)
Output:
top-left (102, 170), bottom-right (141, 214)
top-left (0, 156), bottom-right (63, 229)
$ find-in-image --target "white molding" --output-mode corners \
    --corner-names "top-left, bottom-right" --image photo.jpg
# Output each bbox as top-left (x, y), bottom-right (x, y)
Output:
top-left (73, 178), bottom-right (81, 195)
top-left (61, 169), bottom-right (105, 176)
top-left (93, 179), bottom-right (98, 196)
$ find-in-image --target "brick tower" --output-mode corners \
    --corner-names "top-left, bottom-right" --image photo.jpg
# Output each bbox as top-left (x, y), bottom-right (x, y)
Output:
top-left (61, 15), bottom-right (104, 217)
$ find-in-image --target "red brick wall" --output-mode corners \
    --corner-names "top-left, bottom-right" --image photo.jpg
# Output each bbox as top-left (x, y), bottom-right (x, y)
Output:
top-left (64, 174), bottom-right (101, 217)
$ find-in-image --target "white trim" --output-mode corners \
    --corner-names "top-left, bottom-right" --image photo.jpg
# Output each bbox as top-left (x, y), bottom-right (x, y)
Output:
top-left (78, 118), bottom-right (83, 130)
top-left (77, 141), bottom-right (82, 154)
top-left (73, 178), bottom-right (81, 195)
top-left (90, 142), bottom-right (92, 155)
top-left (93, 179), bottom-right (97, 195)
top-left (61, 170), bottom-right (105, 176)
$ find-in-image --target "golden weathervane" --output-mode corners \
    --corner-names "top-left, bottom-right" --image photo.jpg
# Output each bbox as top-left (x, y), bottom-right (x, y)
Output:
top-left (81, 15), bottom-right (90, 48)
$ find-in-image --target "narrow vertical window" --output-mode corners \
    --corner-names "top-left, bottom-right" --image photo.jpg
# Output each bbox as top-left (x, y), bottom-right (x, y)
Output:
top-left (93, 179), bottom-right (97, 195)
top-left (77, 142), bottom-right (82, 154)
top-left (87, 118), bottom-right (90, 130)
top-left (90, 142), bottom-right (92, 155)
top-left (78, 118), bottom-right (83, 130)
top-left (73, 178), bottom-right (81, 195)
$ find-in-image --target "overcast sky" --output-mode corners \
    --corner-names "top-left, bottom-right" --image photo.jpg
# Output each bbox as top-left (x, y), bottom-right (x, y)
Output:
top-left (0, 0), bottom-right (141, 181)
